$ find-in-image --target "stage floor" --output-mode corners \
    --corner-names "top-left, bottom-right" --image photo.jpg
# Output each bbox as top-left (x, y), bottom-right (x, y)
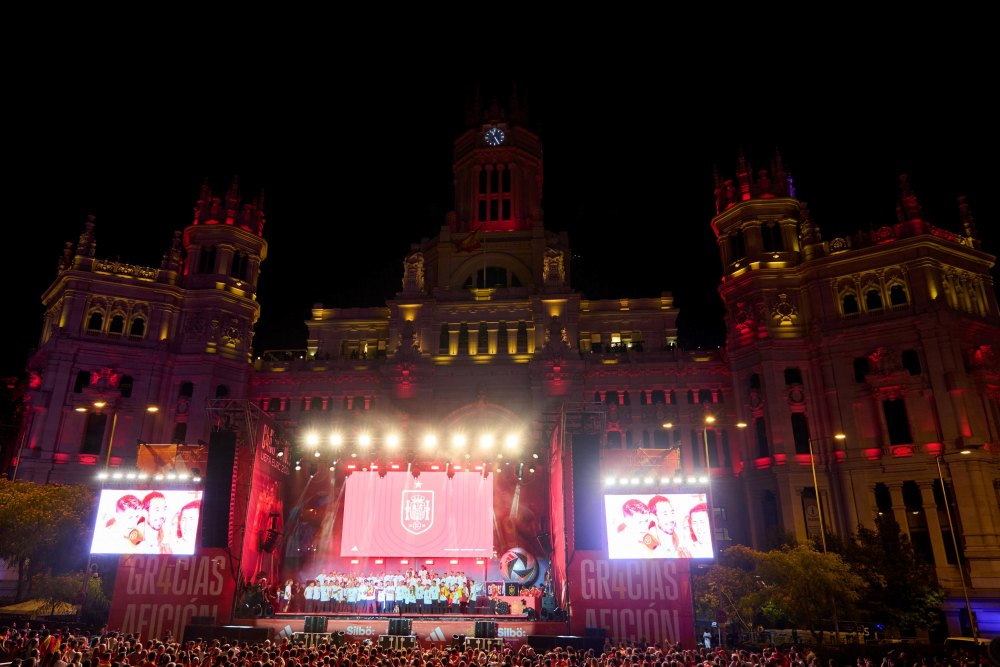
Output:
top-left (245, 614), bottom-right (569, 648)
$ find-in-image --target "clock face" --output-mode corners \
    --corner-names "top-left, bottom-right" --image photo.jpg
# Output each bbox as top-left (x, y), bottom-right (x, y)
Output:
top-left (484, 127), bottom-right (506, 146)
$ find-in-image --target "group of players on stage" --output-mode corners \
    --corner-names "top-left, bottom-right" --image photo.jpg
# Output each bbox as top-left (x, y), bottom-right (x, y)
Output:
top-left (279, 569), bottom-right (481, 615)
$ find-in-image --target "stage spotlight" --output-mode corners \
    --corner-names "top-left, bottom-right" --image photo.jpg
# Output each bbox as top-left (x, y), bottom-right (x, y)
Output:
top-left (305, 432), bottom-right (320, 447)
top-left (294, 460), bottom-right (302, 471)
top-left (329, 460), bottom-right (337, 471)
top-left (517, 462), bottom-right (523, 481)
top-left (422, 433), bottom-right (438, 450)
top-left (479, 433), bottom-right (495, 450)
top-left (358, 433), bottom-right (372, 447)
top-left (451, 433), bottom-right (467, 450)
top-left (532, 452), bottom-right (539, 459)
top-left (329, 432), bottom-right (343, 447)
top-left (504, 433), bottom-right (519, 450)
top-left (385, 433), bottom-right (400, 449)
top-left (529, 467), bottom-right (535, 474)
top-left (314, 450), bottom-right (321, 457)
top-left (309, 464), bottom-right (317, 478)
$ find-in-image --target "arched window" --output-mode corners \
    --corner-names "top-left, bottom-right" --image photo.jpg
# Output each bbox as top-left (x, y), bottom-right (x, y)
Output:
top-left (749, 374), bottom-right (762, 390)
top-left (87, 311), bottom-right (104, 332)
top-left (729, 231), bottom-right (746, 262)
top-left (179, 381), bottom-right (195, 398)
top-left (865, 289), bottom-right (883, 311)
top-left (516, 321), bottom-right (528, 353)
top-left (698, 389), bottom-right (713, 404)
top-left (216, 385), bottom-right (230, 398)
top-left (883, 398), bottom-right (913, 445)
top-left (198, 246), bottom-right (217, 274)
top-left (842, 293), bottom-right (860, 315)
top-left (458, 323), bottom-right (469, 354)
top-left (129, 317), bottom-right (146, 337)
top-left (81, 412), bottom-right (108, 455)
top-left (108, 314), bottom-right (125, 335)
top-left (651, 390), bottom-right (666, 405)
top-left (791, 413), bottom-right (810, 455)
top-left (604, 391), bottom-right (619, 406)
top-left (889, 284), bottom-right (908, 306)
top-left (902, 350), bottom-right (922, 375)
top-left (497, 321), bottom-right (509, 354)
top-left (755, 417), bottom-right (769, 458)
top-left (606, 431), bottom-right (622, 448)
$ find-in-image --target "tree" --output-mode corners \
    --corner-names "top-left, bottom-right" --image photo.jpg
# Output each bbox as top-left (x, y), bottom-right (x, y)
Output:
top-left (751, 544), bottom-right (865, 643)
top-left (694, 544), bottom-right (866, 645)
top-left (840, 514), bottom-right (945, 636)
top-left (0, 479), bottom-right (94, 601)
top-left (692, 545), bottom-right (764, 641)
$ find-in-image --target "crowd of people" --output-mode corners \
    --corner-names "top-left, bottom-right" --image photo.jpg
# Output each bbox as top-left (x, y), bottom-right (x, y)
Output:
top-left (0, 624), bottom-right (991, 667)
top-left (274, 569), bottom-right (484, 615)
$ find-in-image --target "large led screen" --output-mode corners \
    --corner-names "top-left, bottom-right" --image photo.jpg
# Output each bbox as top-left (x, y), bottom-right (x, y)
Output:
top-left (341, 471), bottom-right (493, 557)
top-left (604, 493), bottom-right (713, 559)
top-left (90, 488), bottom-right (204, 555)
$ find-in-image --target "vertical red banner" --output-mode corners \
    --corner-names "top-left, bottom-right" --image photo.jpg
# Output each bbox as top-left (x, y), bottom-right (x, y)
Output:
top-left (569, 551), bottom-right (694, 647)
top-left (107, 548), bottom-right (236, 641)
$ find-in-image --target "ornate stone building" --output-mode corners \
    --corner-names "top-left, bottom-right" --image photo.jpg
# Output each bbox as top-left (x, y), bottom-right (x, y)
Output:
top-left (11, 101), bottom-right (998, 638)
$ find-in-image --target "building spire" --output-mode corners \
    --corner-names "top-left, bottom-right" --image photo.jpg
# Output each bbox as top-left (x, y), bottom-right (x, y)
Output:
top-left (895, 174), bottom-right (928, 235)
top-left (958, 195), bottom-right (977, 240)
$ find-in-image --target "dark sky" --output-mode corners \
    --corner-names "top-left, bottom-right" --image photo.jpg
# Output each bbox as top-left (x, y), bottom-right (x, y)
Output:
top-left (6, 66), bottom-right (994, 378)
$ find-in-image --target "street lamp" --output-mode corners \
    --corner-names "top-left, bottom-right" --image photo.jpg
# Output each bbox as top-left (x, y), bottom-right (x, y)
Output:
top-left (807, 434), bottom-right (846, 553)
top-left (700, 417), bottom-right (746, 556)
top-left (935, 448), bottom-right (980, 640)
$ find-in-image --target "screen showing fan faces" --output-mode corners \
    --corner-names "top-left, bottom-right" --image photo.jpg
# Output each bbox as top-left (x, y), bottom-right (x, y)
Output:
top-left (341, 471), bottom-right (493, 557)
top-left (90, 489), bottom-right (203, 555)
top-left (604, 493), bottom-right (713, 559)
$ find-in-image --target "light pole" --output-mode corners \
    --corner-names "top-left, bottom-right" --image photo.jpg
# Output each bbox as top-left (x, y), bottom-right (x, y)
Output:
top-left (808, 433), bottom-right (845, 642)
top-left (807, 434), bottom-right (845, 553)
top-left (935, 448), bottom-right (980, 640)
top-left (703, 416), bottom-right (716, 555)
top-left (94, 399), bottom-right (121, 473)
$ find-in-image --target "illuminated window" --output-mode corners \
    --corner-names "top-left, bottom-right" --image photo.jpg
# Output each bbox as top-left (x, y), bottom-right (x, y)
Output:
top-left (476, 163), bottom-right (512, 225)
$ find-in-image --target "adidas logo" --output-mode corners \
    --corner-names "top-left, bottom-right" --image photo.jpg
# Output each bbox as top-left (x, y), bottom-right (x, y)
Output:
top-left (427, 627), bottom-right (446, 642)
top-left (276, 625), bottom-right (293, 639)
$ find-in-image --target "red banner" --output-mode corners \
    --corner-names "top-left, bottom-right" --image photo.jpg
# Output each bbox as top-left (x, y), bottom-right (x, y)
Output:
top-left (107, 549), bottom-right (236, 641)
top-left (569, 551), bottom-right (694, 647)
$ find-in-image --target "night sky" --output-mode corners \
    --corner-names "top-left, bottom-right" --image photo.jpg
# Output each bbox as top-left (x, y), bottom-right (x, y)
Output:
top-left (6, 66), bottom-right (993, 378)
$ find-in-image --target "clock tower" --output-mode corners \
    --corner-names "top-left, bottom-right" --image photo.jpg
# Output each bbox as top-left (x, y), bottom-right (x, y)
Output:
top-left (450, 97), bottom-right (543, 235)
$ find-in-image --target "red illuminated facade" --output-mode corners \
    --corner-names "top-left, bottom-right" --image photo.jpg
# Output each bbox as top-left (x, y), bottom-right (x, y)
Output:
top-left (12, 100), bottom-right (999, 640)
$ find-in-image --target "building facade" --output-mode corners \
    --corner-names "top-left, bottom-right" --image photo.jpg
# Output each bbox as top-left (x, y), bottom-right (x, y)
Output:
top-left (11, 102), bottom-right (999, 638)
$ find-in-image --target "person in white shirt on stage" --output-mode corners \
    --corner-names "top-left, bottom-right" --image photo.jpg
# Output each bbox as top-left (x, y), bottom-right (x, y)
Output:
top-left (319, 582), bottom-right (331, 612)
top-left (421, 582), bottom-right (433, 614)
top-left (303, 581), bottom-right (317, 613)
top-left (396, 582), bottom-right (411, 613)
top-left (345, 580), bottom-right (358, 612)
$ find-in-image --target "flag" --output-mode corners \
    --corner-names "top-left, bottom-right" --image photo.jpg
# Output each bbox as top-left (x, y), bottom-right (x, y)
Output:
top-left (454, 226), bottom-right (483, 253)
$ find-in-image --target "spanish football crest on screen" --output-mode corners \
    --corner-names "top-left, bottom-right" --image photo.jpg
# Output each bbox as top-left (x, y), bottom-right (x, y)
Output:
top-left (401, 490), bottom-right (434, 534)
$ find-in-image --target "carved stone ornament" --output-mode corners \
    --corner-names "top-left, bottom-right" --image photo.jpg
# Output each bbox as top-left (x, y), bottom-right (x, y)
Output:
top-left (402, 252), bottom-right (425, 292)
top-left (734, 303), bottom-right (754, 336)
top-left (543, 247), bottom-right (565, 284)
top-left (771, 293), bottom-right (798, 324)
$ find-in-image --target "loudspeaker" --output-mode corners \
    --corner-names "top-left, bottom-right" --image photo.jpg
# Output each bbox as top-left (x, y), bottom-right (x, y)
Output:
top-left (182, 625), bottom-right (270, 644)
top-left (304, 616), bottom-right (327, 633)
top-left (474, 621), bottom-right (497, 639)
top-left (988, 638), bottom-right (1000, 666)
top-left (331, 631), bottom-right (346, 647)
top-left (388, 618), bottom-right (412, 636)
top-left (571, 433), bottom-right (602, 550)
top-left (451, 634), bottom-right (465, 649)
top-left (202, 430), bottom-right (237, 548)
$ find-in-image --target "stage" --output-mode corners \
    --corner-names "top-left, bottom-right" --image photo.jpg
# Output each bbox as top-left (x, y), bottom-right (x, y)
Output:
top-left (239, 613), bottom-right (570, 648)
